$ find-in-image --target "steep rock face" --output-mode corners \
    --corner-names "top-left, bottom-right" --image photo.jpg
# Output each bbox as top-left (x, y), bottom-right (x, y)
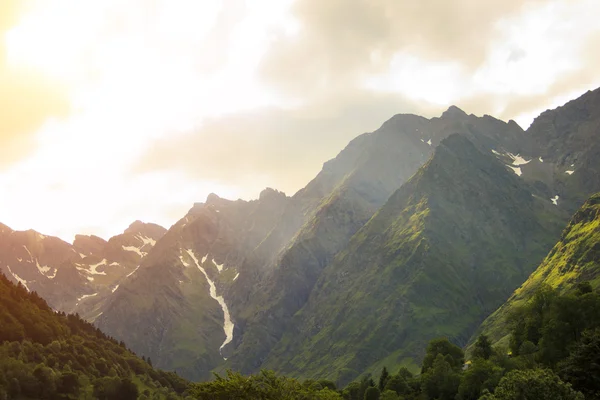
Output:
top-left (474, 192), bottom-right (600, 349)
top-left (0, 221), bottom-right (166, 318)
top-left (259, 135), bottom-right (567, 386)
top-left (96, 191), bottom-right (290, 381)
top-left (523, 87), bottom-right (600, 214)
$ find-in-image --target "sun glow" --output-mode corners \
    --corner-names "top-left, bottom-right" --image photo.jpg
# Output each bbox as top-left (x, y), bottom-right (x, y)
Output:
top-left (0, 0), bottom-right (295, 241)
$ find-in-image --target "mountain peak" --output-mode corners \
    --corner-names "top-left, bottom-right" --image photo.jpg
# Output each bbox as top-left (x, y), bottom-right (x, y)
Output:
top-left (259, 187), bottom-right (286, 201)
top-left (441, 105), bottom-right (467, 119)
top-left (124, 220), bottom-right (166, 237)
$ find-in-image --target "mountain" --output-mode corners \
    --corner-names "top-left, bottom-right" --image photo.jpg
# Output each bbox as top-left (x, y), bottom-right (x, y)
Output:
top-left (0, 271), bottom-right (189, 399)
top-left (4, 87), bottom-right (599, 386)
top-left (225, 108), bottom-right (528, 376)
top-left (255, 134), bottom-right (567, 385)
top-left (96, 106), bottom-right (526, 381)
top-left (0, 221), bottom-right (165, 320)
top-left (473, 191), bottom-right (600, 350)
top-left (96, 189), bottom-right (291, 380)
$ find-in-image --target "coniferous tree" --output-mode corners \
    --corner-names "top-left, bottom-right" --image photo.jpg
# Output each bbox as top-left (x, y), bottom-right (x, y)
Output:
top-left (378, 367), bottom-right (389, 392)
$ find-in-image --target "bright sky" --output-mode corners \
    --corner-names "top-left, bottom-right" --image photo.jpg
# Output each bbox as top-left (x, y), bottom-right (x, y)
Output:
top-left (1, 0), bottom-right (599, 241)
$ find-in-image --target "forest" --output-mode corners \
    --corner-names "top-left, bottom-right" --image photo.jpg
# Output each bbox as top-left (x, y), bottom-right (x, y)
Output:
top-left (2, 271), bottom-right (599, 399)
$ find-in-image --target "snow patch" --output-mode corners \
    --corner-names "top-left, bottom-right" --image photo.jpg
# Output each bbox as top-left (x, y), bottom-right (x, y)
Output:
top-left (427, 139), bottom-right (432, 146)
top-left (111, 284), bottom-right (119, 293)
top-left (36, 259), bottom-right (50, 274)
top-left (491, 149), bottom-right (502, 156)
top-left (565, 170), bottom-right (575, 175)
top-left (76, 292), bottom-right (98, 304)
top-left (185, 249), bottom-right (234, 358)
top-left (38, 233), bottom-right (46, 240)
top-left (126, 265), bottom-right (140, 278)
top-left (7, 266), bottom-right (29, 291)
top-left (539, 157), bottom-right (544, 163)
top-left (508, 166), bottom-right (522, 176)
top-left (87, 276), bottom-right (94, 282)
top-left (47, 269), bottom-right (57, 279)
top-left (17, 257), bottom-right (22, 262)
top-left (79, 253), bottom-right (86, 259)
top-left (201, 254), bottom-right (208, 264)
top-left (88, 259), bottom-right (107, 275)
top-left (551, 195), bottom-right (559, 205)
top-left (233, 273), bottom-right (239, 281)
top-left (179, 254), bottom-right (190, 267)
top-left (122, 245), bottom-right (145, 257)
top-left (212, 258), bottom-right (224, 273)
top-left (22, 245), bottom-right (33, 261)
top-left (136, 235), bottom-right (156, 247)
top-left (508, 153), bottom-right (530, 166)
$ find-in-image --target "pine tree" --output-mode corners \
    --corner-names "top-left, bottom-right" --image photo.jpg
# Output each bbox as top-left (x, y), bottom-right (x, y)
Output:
top-left (378, 367), bottom-right (389, 392)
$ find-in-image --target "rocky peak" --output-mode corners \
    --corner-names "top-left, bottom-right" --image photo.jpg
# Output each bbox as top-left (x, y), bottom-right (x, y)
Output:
top-left (441, 105), bottom-right (468, 119)
top-left (259, 187), bottom-right (287, 201)
top-left (73, 234), bottom-right (108, 256)
top-left (124, 220), bottom-right (166, 238)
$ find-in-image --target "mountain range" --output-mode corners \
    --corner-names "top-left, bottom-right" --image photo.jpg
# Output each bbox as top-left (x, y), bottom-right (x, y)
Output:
top-left (2, 87), bottom-right (600, 386)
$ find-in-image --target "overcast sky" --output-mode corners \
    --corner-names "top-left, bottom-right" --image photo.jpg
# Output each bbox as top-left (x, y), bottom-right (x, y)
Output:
top-left (1, 0), bottom-right (599, 241)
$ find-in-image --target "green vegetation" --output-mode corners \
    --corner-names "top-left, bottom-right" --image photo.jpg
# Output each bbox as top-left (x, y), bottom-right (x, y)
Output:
top-left (259, 134), bottom-right (566, 385)
top-left (475, 192), bottom-right (600, 350)
top-left (0, 273), bottom-right (190, 399)
top-left (190, 285), bottom-right (599, 399)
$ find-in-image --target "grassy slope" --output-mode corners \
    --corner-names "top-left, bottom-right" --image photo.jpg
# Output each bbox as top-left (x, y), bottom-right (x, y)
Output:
top-left (260, 135), bottom-right (566, 386)
top-left (474, 192), bottom-right (600, 350)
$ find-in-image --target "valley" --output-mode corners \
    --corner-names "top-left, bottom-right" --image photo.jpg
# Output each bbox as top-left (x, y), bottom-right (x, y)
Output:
top-left (2, 87), bottom-right (600, 390)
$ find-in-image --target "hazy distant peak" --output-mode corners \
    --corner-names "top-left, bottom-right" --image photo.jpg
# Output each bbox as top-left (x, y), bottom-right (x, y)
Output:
top-left (441, 105), bottom-right (467, 118)
top-left (124, 220), bottom-right (165, 236)
top-left (259, 187), bottom-right (287, 200)
top-left (73, 234), bottom-right (108, 255)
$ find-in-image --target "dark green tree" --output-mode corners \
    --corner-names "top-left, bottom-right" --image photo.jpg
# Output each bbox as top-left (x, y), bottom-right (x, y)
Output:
top-left (421, 338), bottom-right (465, 373)
top-left (493, 369), bottom-right (583, 400)
top-left (472, 334), bottom-right (493, 360)
top-left (383, 375), bottom-right (409, 396)
top-left (422, 354), bottom-right (461, 400)
top-left (559, 328), bottom-right (600, 398)
top-left (364, 386), bottom-right (380, 400)
top-left (456, 359), bottom-right (503, 400)
top-left (378, 367), bottom-right (389, 392)
top-left (379, 391), bottom-right (398, 400)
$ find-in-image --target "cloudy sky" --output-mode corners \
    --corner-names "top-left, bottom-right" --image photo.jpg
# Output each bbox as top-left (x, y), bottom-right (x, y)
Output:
top-left (1, 0), bottom-right (599, 241)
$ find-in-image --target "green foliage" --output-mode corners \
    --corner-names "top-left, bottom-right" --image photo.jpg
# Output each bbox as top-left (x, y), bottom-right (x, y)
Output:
top-left (456, 359), bottom-right (503, 400)
top-left (364, 386), bottom-right (380, 400)
top-left (558, 328), bottom-right (600, 398)
top-left (383, 375), bottom-right (409, 396)
top-left (190, 370), bottom-right (342, 400)
top-left (477, 192), bottom-right (600, 349)
top-left (0, 272), bottom-right (190, 399)
top-left (421, 354), bottom-right (461, 400)
top-left (379, 390), bottom-right (399, 400)
top-left (493, 369), bottom-right (583, 400)
top-left (378, 367), bottom-right (390, 392)
top-left (421, 338), bottom-right (464, 374)
top-left (472, 335), bottom-right (493, 360)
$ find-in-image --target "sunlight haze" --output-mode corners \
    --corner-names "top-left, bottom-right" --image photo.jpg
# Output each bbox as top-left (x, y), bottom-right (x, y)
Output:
top-left (1, 0), bottom-right (599, 241)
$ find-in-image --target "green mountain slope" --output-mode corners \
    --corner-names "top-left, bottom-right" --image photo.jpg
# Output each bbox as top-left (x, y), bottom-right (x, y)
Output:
top-left (259, 134), bottom-right (567, 386)
top-left (226, 107), bottom-right (527, 375)
top-left (474, 192), bottom-right (600, 350)
top-left (0, 272), bottom-right (189, 399)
